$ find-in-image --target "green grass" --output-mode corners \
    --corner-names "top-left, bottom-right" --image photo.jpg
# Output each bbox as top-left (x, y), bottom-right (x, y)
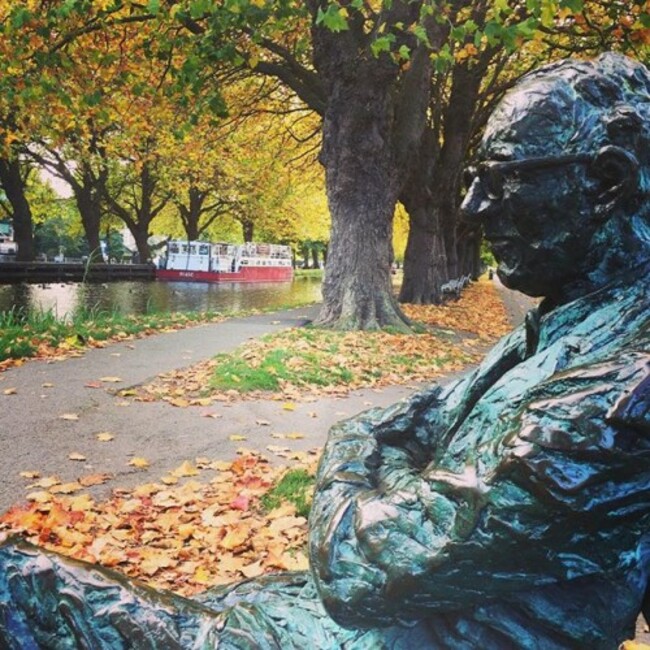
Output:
top-left (0, 306), bottom-right (226, 362)
top-left (209, 340), bottom-right (354, 392)
top-left (260, 469), bottom-right (315, 518)
top-left (0, 290), bottom-right (323, 365)
top-left (293, 268), bottom-right (323, 279)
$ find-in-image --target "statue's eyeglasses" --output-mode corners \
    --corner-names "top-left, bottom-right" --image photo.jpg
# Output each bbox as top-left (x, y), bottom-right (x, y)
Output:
top-left (464, 153), bottom-right (592, 200)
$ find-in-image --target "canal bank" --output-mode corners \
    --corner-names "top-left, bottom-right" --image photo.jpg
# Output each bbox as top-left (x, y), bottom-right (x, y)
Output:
top-left (0, 261), bottom-right (155, 283)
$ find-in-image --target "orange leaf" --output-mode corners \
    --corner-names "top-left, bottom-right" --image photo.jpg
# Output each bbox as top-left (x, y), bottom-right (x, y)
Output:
top-left (220, 525), bottom-right (250, 551)
top-left (78, 473), bottom-right (112, 487)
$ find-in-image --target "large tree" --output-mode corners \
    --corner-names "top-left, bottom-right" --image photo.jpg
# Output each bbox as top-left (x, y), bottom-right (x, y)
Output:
top-left (172, 1), bottom-right (446, 329)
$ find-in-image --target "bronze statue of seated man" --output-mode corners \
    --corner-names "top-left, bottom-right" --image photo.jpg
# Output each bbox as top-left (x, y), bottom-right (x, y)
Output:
top-left (1, 52), bottom-right (649, 649)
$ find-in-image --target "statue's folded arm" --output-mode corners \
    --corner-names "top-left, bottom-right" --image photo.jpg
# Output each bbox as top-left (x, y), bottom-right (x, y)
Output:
top-left (309, 351), bottom-right (650, 629)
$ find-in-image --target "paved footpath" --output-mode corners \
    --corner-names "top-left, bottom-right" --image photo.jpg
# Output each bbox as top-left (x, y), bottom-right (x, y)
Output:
top-left (0, 305), bottom-right (430, 513)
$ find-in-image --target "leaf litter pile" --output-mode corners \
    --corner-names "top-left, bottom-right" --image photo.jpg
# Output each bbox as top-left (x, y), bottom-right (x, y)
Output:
top-left (136, 278), bottom-right (511, 405)
top-left (0, 452), bottom-right (317, 596)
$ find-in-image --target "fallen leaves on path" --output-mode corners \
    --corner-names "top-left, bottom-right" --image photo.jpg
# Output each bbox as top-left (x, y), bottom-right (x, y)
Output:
top-left (132, 278), bottom-right (509, 406)
top-left (1, 453), bottom-right (317, 597)
top-left (128, 457), bottom-right (150, 469)
top-left (402, 278), bottom-right (511, 340)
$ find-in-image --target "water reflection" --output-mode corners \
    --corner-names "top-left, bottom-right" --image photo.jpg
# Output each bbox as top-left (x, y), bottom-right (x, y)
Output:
top-left (0, 278), bottom-right (323, 317)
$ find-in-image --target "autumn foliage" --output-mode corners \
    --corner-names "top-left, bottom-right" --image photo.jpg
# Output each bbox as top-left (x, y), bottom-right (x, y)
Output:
top-left (0, 453), bottom-right (316, 596)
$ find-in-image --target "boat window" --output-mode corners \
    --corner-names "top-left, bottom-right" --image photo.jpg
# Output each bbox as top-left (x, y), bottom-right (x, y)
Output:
top-left (169, 243), bottom-right (179, 254)
top-left (199, 244), bottom-right (210, 255)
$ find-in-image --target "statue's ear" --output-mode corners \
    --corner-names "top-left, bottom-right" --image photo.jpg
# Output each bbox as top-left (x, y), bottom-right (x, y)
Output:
top-left (590, 145), bottom-right (639, 211)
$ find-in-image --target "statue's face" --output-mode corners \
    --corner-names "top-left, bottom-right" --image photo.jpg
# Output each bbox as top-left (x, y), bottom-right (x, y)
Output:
top-left (461, 87), bottom-right (601, 298)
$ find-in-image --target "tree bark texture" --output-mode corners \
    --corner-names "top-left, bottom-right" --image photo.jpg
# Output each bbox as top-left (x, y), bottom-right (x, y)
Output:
top-left (399, 203), bottom-right (446, 304)
top-left (308, 5), bottom-right (437, 330)
top-left (0, 157), bottom-right (34, 261)
top-left (399, 58), bottom-right (486, 303)
top-left (316, 67), bottom-right (405, 329)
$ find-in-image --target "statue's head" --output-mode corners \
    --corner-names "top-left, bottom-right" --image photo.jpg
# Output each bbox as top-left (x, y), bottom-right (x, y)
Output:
top-left (462, 53), bottom-right (650, 300)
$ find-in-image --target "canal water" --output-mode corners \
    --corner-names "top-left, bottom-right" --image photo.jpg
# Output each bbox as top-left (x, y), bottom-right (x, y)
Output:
top-left (0, 277), bottom-right (323, 317)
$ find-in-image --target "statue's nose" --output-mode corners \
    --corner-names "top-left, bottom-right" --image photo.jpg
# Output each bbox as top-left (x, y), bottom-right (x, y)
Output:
top-left (460, 179), bottom-right (500, 225)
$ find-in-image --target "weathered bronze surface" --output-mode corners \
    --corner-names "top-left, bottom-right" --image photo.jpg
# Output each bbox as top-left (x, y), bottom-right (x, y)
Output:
top-left (1, 52), bottom-right (649, 649)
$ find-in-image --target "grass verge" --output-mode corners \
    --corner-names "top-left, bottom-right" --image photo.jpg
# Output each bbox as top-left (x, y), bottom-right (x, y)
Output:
top-left (0, 306), bottom-right (227, 364)
top-left (137, 277), bottom-right (510, 402)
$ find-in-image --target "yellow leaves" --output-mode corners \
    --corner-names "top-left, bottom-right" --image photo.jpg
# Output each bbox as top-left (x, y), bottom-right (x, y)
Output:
top-left (25, 491), bottom-right (53, 504)
top-left (99, 376), bottom-right (123, 383)
top-left (0, 452), bottom-right (315, 596)
top-left (621, 643), bottom-right (650, 650)
top-left (229, 434), bottom-right (247, 442)
top-left (68, 453), bottom-right (87, 461)
top-left (282, 402), bottom-right (296, 411)
top-left (220, 524), bottom-right (251, 551)
top-left (3, 387), bottom-right (17, 395)
top-left (140, 550), bottom-right (178, 577)
top-left (455, 43), bottom-right (478, 61)
top-left (29, 476), bottom-right (60, 489)
top-left (59, 413), bottom-right (80, 421)
top-left (96, 432), bottom-right (115, 442)
top-left (50, 481), bottom-right (83, 495)
top-left (128, 457), bottom-right (150, 469)
top-left (192, 566), bottom-right (212, 585)
top-left (170, 460), bottom-right (199, 478)
top-left (402, 276), bottom-right (511, 341)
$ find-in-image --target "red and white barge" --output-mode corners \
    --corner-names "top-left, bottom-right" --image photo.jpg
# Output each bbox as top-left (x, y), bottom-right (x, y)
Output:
top-left (156, 240), bottom-right (293, 283)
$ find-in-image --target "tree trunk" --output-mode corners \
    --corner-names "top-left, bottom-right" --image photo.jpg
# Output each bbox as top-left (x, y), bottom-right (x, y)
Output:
top-left (0, 157), bottom-right (34, 261)
top-left (311, 247), bottom-right (320, 270)
top-left (105, 162), bottom-right (167, 264)
top-left (315, 64), bottom-right (409, 330)
top-left (74, 183), bottom-right (104, 263)
top-left (129, 224), bottom-right (150, 263)
top-left (241, 218), bottom-right (254, 243)
top-left (399, 58), bottom-right (486, 301)
top-left (305, 1), bottom-right (438, 331)
top-left (179, 187), bottom-right (204, 241)
top-left (399, 204), bottom-right (446, 304)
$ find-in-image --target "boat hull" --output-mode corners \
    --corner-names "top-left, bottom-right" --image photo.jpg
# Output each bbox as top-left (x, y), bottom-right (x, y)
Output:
top-left (156, 267), bottom-right (293, 283)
